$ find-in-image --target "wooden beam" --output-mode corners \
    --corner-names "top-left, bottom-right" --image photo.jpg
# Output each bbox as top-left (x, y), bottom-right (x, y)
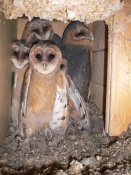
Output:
top-left (106, 0), bottom-right (131, 136)
top-left (0, 13), bottom-right (17, 144)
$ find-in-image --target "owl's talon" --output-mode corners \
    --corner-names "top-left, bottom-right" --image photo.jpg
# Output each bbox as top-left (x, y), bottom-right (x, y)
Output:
top-left (9, 124), bottom-right (17, 133)
top-left (44, 128), bottom-right (53, 141)
top-left (15, 130), bottom-right (33, 151)
top-left (9, 126), bottom-right (14, 132)
top-left (25, 128), bottom-right (34, 139)
top-left (15, 135), bottom-right (24, 142)
top-left (18, 138), bottom-right (32, 151)
top-left (45, 128), bottom-right (53, 141)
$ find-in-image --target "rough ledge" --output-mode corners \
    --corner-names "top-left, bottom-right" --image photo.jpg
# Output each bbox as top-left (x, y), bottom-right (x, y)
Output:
top-left (0, 0), bottom-right (122, 23)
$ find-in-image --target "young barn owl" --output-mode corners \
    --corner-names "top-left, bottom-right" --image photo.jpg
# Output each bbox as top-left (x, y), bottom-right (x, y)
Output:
top-left (18, 40), bottom-right (90, 144)
top-left (11, 40), bottom-right (32, 130)
top-left (22, 18), bottom-right (62, 49)
top-left (62, 21), bottom-right (94, 102)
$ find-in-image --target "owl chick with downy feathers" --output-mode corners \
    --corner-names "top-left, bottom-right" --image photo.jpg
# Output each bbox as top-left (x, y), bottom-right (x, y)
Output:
top-left (11, 40), bottom-right (32, 130)
top-left (18, 40), bottom-right (90, 144)
top-left (22, 18), bottom-right (62, 49)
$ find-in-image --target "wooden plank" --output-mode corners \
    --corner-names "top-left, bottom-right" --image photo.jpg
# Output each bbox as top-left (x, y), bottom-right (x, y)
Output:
top-left (90, 21), bottom-right (108, 111)
top-left (106, 0), bottom-right (131, 136)
top-left (0, 13), bottom-right (17, 144)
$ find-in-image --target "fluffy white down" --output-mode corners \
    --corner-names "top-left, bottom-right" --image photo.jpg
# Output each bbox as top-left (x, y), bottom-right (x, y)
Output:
top-left (33, 62), bottom-right (58, 75)
top-left (12, 57), bottom-right (29, 69)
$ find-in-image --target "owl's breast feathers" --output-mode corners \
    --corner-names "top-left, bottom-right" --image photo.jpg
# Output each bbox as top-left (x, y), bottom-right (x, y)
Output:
top-left (27, 69), bottom-right (65, 115)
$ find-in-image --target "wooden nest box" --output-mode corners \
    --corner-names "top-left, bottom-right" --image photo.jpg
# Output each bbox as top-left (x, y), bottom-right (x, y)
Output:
top-left (0, 0), bottom-right (131, 143)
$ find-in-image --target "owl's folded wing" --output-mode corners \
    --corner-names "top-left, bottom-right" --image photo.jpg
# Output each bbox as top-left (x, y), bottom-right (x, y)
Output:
top-left (66, 75), bottom-right (90, 131)
top-left (11, 71), bottom-right (16, 105)
top-left (18, 68), bottom-right (32, 138)
top-left (50, 70), bottom-right (69, 135)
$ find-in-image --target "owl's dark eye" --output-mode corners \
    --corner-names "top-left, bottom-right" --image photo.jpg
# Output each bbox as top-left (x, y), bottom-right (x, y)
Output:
top-left (32, 29), bottom-right (39, 34)
top-left (13, 51), bottom-right (18, 56)
top-left (43, 26), bottom-right (48, 31)
top-left (48, 54), bottom-right (55, 61)
top-left (75, 32), bottom-right (84, 37)
top-left (25, 52), bottom-right (29, 57)
top-left (36, 54), bottom-right (42, 61)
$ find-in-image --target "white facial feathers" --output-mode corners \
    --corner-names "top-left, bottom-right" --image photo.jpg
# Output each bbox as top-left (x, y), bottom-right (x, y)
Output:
top-left (29, 42), bottom-right (62, 75)
top-left (11, 40), bottom-right (31, 69)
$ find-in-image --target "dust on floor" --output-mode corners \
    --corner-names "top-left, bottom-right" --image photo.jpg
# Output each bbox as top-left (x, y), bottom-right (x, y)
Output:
top-left (0, 102), bottom-right (131, 175)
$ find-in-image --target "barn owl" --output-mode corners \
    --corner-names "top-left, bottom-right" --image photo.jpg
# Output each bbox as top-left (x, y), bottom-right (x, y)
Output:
top-left (22, 18), bottom-right (62, 49)
top-left (62, 21), bottom-right (94, 102)
top-left (11, 40), bottom-right (32, 130)
top-left (18, 40), bottom-right (90, 144)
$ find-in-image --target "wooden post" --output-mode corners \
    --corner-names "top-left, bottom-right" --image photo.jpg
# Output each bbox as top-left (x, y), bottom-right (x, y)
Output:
top-left (106, 0), bottom-right (131, 136)
top-left (0, 13), bottom-right (17, 144)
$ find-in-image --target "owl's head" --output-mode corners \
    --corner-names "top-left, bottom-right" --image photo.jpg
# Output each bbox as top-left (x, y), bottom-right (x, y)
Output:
top-left (22, 18), bottom-right (53, 44)
top-left (29, 40), bottom-right (62, 75)
top-left (12, 40), bottom-right (32, 69)
top-left (62, 21), bottom-right (94, 46)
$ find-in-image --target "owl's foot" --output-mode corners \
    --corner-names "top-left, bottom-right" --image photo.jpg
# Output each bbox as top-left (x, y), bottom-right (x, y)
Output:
top-left (9, 126), bottom-right (15, 133)
top-left (44, 128), bottom-right (58, 147)
top-left (18, 138), bottom-right (32, 151)
top-left (9, 122), bottom-right (18, 133)
top-left (44, 128), bottom-right (53, 141)
top-left (15, 128), bottom-right (34, 150)
top-left (6, 125), bottom-right (19, 139)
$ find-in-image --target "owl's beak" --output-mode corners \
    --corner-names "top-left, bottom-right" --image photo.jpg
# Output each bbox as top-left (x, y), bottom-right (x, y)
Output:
top-left (43, 64), bottom-right (46, 70)
top-left (42, 30), bottom-right (52, 40)
top-left (35, 33), bottom-right (43, 40)
top-left (18, 60), bottom-right (21, 66)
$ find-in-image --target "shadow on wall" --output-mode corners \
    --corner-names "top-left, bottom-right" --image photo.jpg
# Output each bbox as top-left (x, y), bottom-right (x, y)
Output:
top-left (91, 21), bottom-right (108, 116)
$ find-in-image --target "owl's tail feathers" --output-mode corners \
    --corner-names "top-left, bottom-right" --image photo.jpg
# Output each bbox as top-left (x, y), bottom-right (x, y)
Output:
top-left (66, 75), bottom-right (91, 131)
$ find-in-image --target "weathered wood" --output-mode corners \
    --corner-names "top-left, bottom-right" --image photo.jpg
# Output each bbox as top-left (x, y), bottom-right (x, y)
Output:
top-left (106, 0), bottom-right (131, 136)
top-left (90, 21), bottom-right (108, 112)
top-left (0, 13), bottom-right (17, 144)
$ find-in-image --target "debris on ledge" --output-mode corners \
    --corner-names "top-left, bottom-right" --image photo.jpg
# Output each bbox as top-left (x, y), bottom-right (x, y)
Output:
top-left (0, 0), bottom-right (123, 23)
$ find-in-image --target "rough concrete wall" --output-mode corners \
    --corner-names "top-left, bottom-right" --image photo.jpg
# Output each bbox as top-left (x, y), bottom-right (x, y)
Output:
top-left (0, 13), bottom-right (17, 144)
top-left (91, 21), bottom-right (108, 113)
top-left (0, 0), bottom-right (122, 23)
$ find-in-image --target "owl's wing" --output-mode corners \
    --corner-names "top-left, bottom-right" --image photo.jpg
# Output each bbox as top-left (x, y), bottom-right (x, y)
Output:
top-left (66, 75), bottom-right (90, 131)
top-left (18, 68), bottom-right (32, 138)
top-left (26, 32), bottom-right (38, 44)
top-left (50, 71), bottom-right (69, 135)
top-left (51, 33), bottom-right (62, 50)
top-left (60, 58), bottom-right (68, 74)
top-left (11, 71), bottom-right (17, 106)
